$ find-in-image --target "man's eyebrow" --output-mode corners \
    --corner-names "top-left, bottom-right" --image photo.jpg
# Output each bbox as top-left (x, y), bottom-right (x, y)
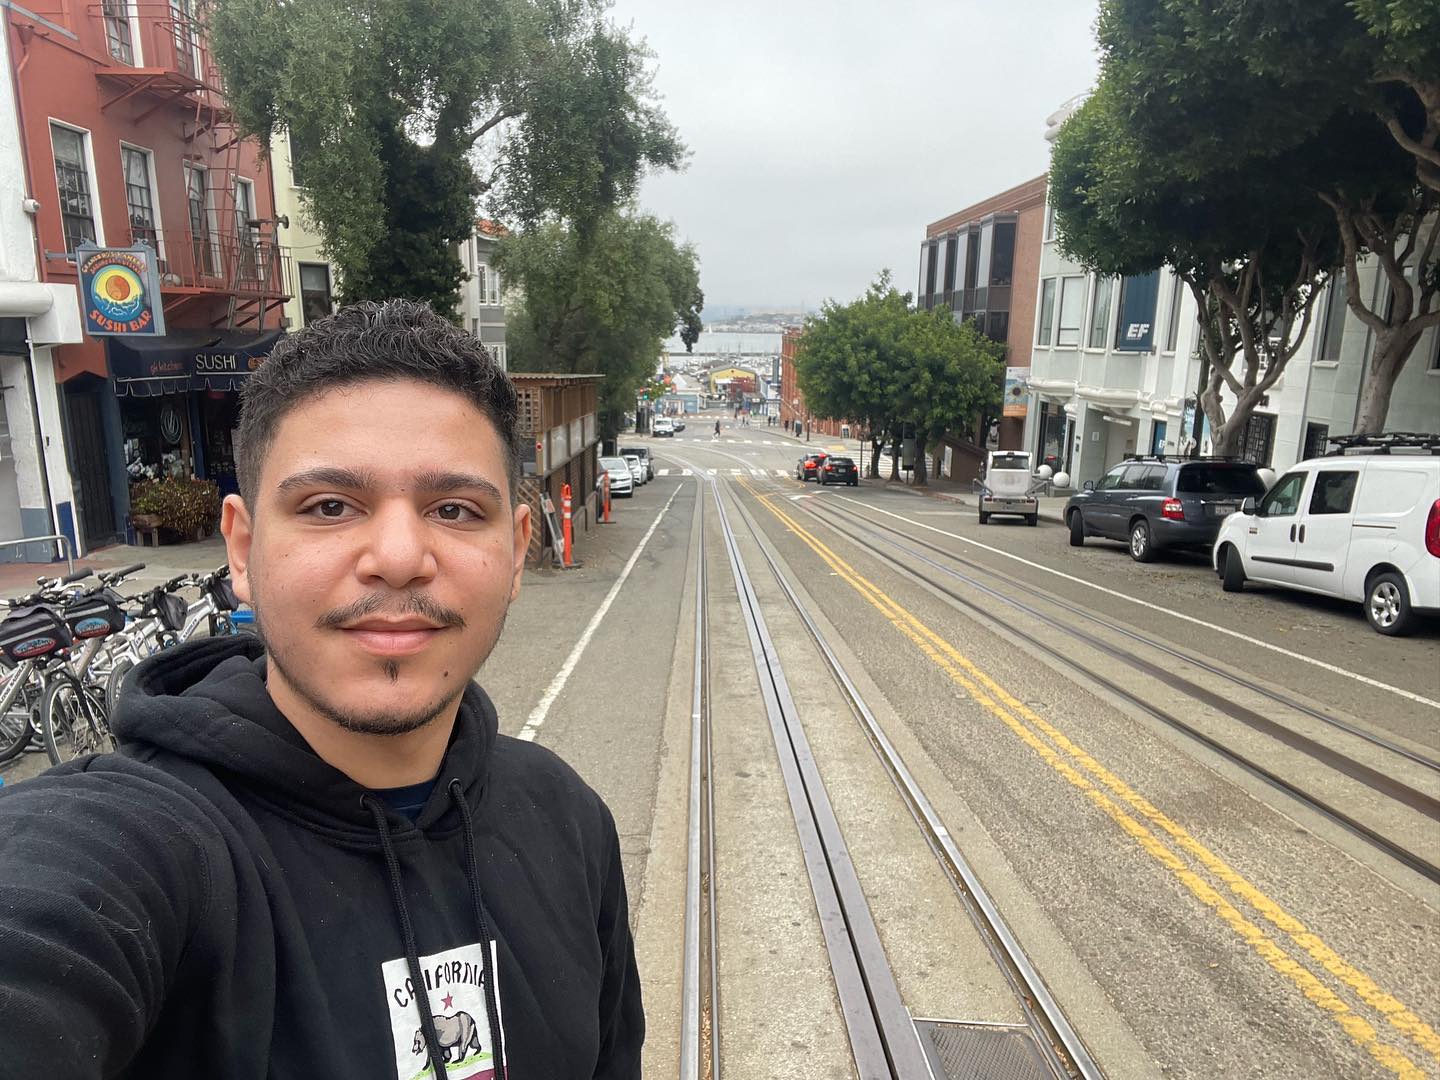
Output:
top-left (276, 466), bottom-right (375, 494)
top-left (412, 470), bottom-right (504, 501)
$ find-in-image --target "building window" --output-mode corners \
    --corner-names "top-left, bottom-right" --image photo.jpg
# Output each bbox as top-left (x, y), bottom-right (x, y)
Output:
top-left (1056, 276), bottom-right (1086, 347)
top-left (990, 221), bottom-right (1016, 287)
top-left (1303, 422), bottom-right (1329, 460)
top-left (103, 0), bottom-right (136, 64)
top-left (1431, 332), bottom-right (1440, 371)
top-left (491, 268), bottom-right (502, 302)
top-left (943, 235), bottom-right (958, 292)
top-left (1043, 202), bottom-right (1055, 242)
top-left (234, 177), bottom-right (261, 283)
top-left (964, 231), bottom-right (980, 291)
top-left (477, 264), bottom-right (490, 305)
top-left (170, 0), bottom-right (200, 78)
top-left (1037, 278), bottom-right (1056, 346)
top-left (470, 318), bottom-right (480, 336)
top-left (185, 164), bottom-right (216, 275)
top-left (1164, 275), bottom-right (1183, 353)
top-left (1087, 276), bottom-right (1114, 349)
top-left (121, 146), bottom-right (158, 251)
top-left (1320, 271), bottom-right (1347, 363)
top-left (1241, 412), bottom-right (1276, 467)
top-left (298, 263), bottom-right (333, 325)
top-left (51, 124), bottom-right (97, 253)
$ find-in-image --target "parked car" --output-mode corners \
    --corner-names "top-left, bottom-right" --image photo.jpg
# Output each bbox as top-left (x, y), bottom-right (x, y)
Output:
top-left (1066, 457), bottom-right (1268, 562)
top-left (619, 446), bottom-right (655, 481)
top-left (622, 453), bottom-right (646, 486)
top-left (600, 456), bottom-right (634, 497)
top-left (1213, 444), bottom-right (1440, 635)
top-left (795, 451), bottom-right (829, 481)
top-left (979, 450), bottom-right (1038, 525)
top-left (653, 417), bottom-right (675, 437)
top-left (818, 456), bottom-right (859, 486)
top-left (674, 418), bottom-right (686, 432)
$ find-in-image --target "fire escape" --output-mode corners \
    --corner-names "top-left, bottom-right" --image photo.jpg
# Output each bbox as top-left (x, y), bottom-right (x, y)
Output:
top-left (93, 2), bottom-right (291, 330)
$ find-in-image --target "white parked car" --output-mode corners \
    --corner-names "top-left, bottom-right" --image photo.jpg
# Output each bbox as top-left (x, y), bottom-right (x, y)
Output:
top-left (622, 453), bottom-right (646, 486)
top-left (653, 417), bottom-right (675, 437)
top-left (978, 450), bottom-right (1039, 525)
top-left (600, 456), bottom-right (634, 497)
top-left (1213, 446), bottom-right (1440, 635)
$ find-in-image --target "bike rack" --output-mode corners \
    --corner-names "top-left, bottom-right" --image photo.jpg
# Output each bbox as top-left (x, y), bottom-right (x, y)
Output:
top-left (0, 534), bottom-right (76, 575)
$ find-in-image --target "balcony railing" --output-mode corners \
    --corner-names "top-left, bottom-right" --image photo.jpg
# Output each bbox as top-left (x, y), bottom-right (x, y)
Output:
top-left (133, 226), bottom-right (290, 297)
top-left (93, 9), bottom-right (230, 111)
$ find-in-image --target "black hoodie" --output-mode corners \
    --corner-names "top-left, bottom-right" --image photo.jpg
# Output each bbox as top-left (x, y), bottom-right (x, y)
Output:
top-left (0, 636), bottom-right (642, 1078)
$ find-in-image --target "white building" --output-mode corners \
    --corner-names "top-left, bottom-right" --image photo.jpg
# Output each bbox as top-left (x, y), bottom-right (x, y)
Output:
top-left (456, 220), bottom-right (508, 370)
top-left (0, 23), bottom-right (84, 562)
top-left (1023, 103), bottom-right (1440, 488)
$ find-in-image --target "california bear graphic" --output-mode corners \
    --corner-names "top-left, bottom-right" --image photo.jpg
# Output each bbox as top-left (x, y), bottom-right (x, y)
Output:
top-left (411, 1011), bottom-right (483, 1065)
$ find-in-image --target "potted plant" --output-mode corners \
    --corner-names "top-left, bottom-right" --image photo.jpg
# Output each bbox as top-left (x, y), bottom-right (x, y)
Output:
top-left (128, 477), bottom-right (222, 542)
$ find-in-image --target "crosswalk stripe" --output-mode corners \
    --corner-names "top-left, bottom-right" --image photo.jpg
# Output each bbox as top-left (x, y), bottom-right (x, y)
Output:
top-left (657, 468), bottom-right (671, 476)
top-left (730, 468), bottom-right (743, 475)
top-left (751, 469), bottom-right (765, 476)
top-left (774, 469), bottom-right (787, 476)
top-left (681, 468), bottom-right (693, 476)
top-left (707, 468), bottom-right (717, 475)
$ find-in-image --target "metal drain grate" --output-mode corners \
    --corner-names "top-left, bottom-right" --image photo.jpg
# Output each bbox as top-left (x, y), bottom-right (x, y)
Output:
top-left (914, 1019), bottom-right (1058, 1080)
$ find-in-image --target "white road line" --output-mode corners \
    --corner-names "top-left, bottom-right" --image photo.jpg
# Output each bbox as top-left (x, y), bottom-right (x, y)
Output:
top-left (682, 468), bottom-right (694, 476)
top-left (832, 494), bottom-right (1440, 711)
top-left (774, 469), bottom-right (787, 477)
top-left (730, 469), bottom-right (743, 475)
top-left (657, 468), bottom-right (671, 476)
top-left (708, 468), bottom-right (717, 475)
top-left (518, 486), bottom-right (684, 742)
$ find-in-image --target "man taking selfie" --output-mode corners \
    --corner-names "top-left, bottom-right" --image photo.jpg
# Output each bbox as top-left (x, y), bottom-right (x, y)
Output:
top-left (0, 300), bottom-right (642, 1078)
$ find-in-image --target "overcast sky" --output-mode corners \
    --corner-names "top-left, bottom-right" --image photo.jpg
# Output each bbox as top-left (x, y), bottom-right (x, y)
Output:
top-left (606, 1), bottom-right (1100, 315)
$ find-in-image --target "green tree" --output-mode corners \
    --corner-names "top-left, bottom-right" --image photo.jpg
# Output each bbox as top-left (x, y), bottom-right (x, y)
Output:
top-left (794, 274), bottom-right (910, 478)
top-left (794, 274), bottom-right (1002, 483)
top-left (207, 0), bottom-right (683, 320)
top-left (496, 211), bottom-right (702, 436)
top-left (899, 309), bottom-right (1005, 486)
top-left (1051, 14), bottom-right (1346, 457)
top-left (1092, 0), bottom-right (1439, 435)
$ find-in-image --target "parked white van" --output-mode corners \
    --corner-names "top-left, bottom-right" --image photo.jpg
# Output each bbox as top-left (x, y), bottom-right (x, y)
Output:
top-left (1212, 442), bottom-right (1440, 635)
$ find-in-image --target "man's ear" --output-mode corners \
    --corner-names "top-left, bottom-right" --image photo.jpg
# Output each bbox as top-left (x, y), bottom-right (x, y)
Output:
top-left (509, 502), bottom-right (532, 601)
top-left (221, 493), bottom-right (255, 603)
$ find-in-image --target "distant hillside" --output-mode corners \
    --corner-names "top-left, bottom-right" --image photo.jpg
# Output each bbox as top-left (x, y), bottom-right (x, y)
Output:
top-left (706, 309), bottom-right (810, 334)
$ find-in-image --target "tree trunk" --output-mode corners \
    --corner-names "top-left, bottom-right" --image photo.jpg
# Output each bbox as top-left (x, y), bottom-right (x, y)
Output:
top-left (1355, 326), bottom-right (1425, 434)
top-left (868, 435), bottom-right (883, 478)
top-left (888, 431), bottom-right (901, 482)
top-left (913, 433), bottom-right (929, 486)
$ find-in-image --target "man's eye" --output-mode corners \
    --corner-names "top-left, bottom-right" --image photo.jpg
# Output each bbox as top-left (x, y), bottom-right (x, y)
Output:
top-left (434, 503), bottom-right (479, 522)
top-left (307, 499), bottom-right (350, 518)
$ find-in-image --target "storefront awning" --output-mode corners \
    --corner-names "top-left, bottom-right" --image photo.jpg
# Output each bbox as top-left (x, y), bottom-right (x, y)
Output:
top-left (108, 328), bottom-right (285, 396)
top-left (192, 328), bottom-right (286, 391)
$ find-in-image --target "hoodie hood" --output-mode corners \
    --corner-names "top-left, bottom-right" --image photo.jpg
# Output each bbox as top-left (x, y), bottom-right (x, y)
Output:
top-left (112, 635), bottom-right (498, 835)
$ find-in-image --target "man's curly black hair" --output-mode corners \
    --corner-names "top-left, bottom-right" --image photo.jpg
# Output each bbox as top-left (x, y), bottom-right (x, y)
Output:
top-left (235, 299), bottom-right (519, 506)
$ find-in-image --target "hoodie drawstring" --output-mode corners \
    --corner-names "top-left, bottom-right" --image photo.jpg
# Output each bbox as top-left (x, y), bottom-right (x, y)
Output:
top-left (362, 794), bottom-right (450, 1078)
top-left (449, 778), bottom-right (508, 1080)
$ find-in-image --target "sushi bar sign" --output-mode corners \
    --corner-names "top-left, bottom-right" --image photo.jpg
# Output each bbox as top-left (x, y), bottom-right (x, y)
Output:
top-left (76, 245), bottom-right (166, 337)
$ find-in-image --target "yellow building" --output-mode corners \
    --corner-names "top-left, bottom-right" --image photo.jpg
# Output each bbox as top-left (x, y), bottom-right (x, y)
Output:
top-left (706, 366), bottom-right (758, 396)
top-left (270, 131), bottom-right (339, 330)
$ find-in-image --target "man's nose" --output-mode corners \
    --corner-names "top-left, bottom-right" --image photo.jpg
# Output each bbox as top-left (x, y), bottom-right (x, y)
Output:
top-left (355, 503), bottom-right (438, 588)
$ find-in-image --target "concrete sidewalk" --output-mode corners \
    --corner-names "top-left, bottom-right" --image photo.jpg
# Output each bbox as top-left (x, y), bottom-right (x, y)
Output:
top-left (0, 537), bottom-right (231, 602)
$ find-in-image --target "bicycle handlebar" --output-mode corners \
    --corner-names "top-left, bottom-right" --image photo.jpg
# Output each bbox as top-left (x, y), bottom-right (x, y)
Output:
top-left (100, 563), bottom-right (146, 584)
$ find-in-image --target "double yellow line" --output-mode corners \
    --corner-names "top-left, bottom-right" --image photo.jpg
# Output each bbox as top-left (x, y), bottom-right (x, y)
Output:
top-left (743, 479), bottom-right (1439, 1078)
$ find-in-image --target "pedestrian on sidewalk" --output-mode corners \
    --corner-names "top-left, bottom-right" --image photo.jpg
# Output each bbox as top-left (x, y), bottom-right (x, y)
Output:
top-left (0, 300), bottom-right (642, 1078)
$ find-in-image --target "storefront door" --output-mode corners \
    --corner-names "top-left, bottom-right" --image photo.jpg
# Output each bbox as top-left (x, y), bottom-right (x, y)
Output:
top-left (65, 387), bottom-right (118, 548)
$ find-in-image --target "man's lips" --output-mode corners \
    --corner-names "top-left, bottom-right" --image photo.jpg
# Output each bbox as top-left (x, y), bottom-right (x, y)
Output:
top-left (339, 621), bottom-right (445, 657)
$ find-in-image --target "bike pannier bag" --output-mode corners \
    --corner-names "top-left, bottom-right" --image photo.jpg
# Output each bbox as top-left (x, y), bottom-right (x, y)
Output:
top-left (64, 591), bottom-right (127, 640)
top-left (0, 606), bottom-right (72, 663)
top-left (152, 589), bottom-right (189, 633)
top-left (208, 576), bottom-right (239, 612)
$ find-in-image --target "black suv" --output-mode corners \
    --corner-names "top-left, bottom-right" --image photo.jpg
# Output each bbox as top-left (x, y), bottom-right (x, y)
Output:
top-left (1064, 457), bottom-right (1268, 562)
top-left (818, 456), bottom-right (858, 486)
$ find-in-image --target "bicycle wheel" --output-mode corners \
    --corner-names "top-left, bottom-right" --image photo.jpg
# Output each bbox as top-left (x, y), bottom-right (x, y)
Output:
top-left (105, 656), bottom-right (137, 716)
top-left (41, 671), bottom-right (115, 765)
top-left (0, 680), bottom-right (42, 765)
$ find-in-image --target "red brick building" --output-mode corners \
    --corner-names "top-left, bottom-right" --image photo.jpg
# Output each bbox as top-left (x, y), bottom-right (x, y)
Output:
top-left (919, 175), bottom-right (1047, 462)
top-left (778, 326), bottom-right (850, 440)
top-left (7, 0), bottom-right (288, 548)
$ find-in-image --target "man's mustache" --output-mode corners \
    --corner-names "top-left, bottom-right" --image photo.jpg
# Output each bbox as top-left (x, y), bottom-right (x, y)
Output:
top-left (316, 593), bottom-right (467, 630)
